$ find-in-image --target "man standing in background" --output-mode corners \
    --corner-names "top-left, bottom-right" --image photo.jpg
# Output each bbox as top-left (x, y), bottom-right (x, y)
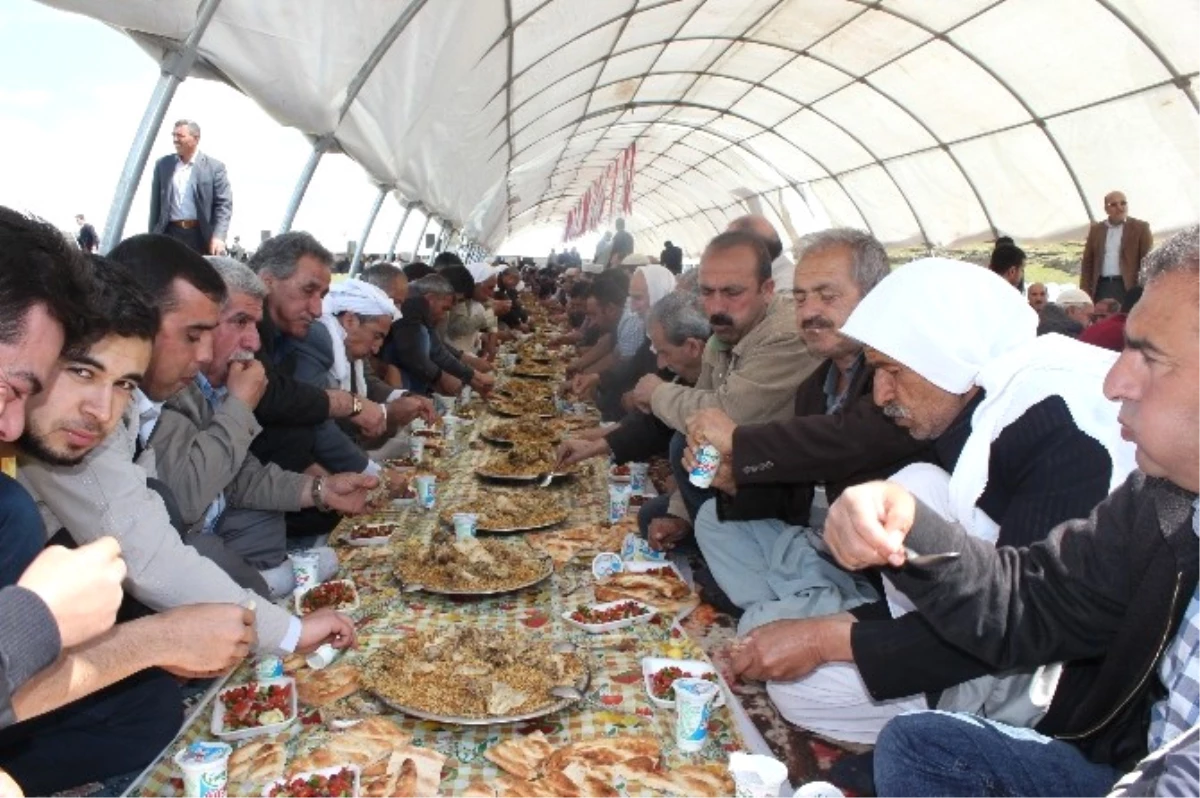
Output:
top-left (74, 214), bottom-right (98, 253)
top-left (1079, 190), bottom-right (1152, 306)
top-left (149, 119), bottom-right (233, 256)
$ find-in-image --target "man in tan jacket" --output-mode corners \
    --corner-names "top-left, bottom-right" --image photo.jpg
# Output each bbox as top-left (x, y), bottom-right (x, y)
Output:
top-left (627, 229), bottom-right (816, 549)
top-left (1079, 190), bottom-right (1152, 305)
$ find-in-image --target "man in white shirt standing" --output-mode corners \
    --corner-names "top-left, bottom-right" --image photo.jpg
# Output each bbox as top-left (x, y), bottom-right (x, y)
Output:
top-left (149, 119), bottom-right (233, 256)
top-left (1079, 189), bottom-right (1153, 306)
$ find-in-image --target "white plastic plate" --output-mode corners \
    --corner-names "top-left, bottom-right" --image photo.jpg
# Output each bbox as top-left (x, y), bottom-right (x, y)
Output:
top-left (641, 657), bottom-right (726, 710)
top-left (211, 677), bottom-right (298, 741)
top-left (561, 599), bottom-right (658, 634)
top-left (295, 579), bottom-right (360, 615)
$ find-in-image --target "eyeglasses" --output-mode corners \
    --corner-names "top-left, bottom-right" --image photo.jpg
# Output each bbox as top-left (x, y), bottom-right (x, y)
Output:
top-left (1106, 201), bottom-right (1128, 207)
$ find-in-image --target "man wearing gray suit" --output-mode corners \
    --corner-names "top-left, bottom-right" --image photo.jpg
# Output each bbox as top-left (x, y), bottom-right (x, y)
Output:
top-left (149, 119), bottom-right (233, 256)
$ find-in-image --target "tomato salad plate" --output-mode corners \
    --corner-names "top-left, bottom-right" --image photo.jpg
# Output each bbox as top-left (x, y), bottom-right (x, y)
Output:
top-left (211, 677), bottom-right (298, 741)
top-left (641, 658), bottom-right (726, 710)
top-left (295, 580), bottom-right (360, 615)
top-left (561, 599), bottom-right (657, 634)
top-left (264, 765), bottom-right (360, 797)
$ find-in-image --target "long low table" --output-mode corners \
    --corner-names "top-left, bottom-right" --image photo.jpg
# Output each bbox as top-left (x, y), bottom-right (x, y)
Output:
top-left (126, 408), bottom-right (746, 797)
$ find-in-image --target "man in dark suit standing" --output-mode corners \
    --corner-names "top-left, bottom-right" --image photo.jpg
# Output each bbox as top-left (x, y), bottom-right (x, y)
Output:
top-left (1078, 189), bottom-right (1152, 306)
top-left (74, 214), bottom-right (98, 252)
top-left (149, 119), bottom-right (232, 256)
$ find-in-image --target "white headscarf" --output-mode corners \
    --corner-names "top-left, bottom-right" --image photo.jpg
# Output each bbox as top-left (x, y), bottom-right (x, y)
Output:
top-left (318, 279), bottom-right (400, 395)
top-left (842, 258), bottom-right (1133, 543)
top-left (635, 264), bottom-right (677, 311)
top-left (466, 262), bottom-right (501, 285)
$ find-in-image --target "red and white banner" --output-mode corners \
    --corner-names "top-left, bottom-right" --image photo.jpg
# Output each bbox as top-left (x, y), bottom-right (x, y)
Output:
top-left (563, 142), bottom-right (635, 241)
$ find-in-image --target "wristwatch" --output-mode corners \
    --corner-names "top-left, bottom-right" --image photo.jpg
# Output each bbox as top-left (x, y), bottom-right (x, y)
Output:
top-left (310, 476), bottom-right (330, 512)
top-left (349, 395), bottom-right (363, 417)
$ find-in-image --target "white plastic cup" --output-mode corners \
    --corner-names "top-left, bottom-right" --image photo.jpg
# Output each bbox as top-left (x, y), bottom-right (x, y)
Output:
top-left (607, 483), bottom-right (631, 524)
top-left (255, 655), bottom-right (284, 681)
top-left (452, 512), bottom-right (477, 541)
top-left (628, 462), bottom-right (649, 494)
top-left (415, 474), bottom-right (437, 509)
top-left (672, 677), bottom-right (719, 753)
top-left (730, 752), bottom-right (790, 798)
top-left (442, 415), bottom-right (461, 439)
top-left (433, 393), bottom-right (456, 416)
top-left (174, 741), bottom-right (231, 797)
top-left (305, 643), bottom-right (339, 670)
top-left (501, 353), bottom-right (517, 369)
top-left (793, 782), bottom-right (845, 798)
top-left (460, 385), bottom-right (473, 404)
top-left (409, 436), bottom-right (425, 464)
top-left (688, 444), bottom-right (721, 488)
top-left (289, 550), bottom-right (321, 594)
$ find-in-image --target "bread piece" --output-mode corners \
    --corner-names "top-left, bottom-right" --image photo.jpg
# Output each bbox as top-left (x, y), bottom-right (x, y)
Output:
top-left (542, 734), bottom-right (661, 773)
top-left (484, 730), bottom-right (555, 780)
top-left (629, 763), bottom-right (735, 797)
top-left (359, 756), bottom-right (399, 798)
top-left (542, 761), bottom-right (620, 797)
top-left (227, 737), bottom-right (286, 785)
top-left (496, 773), bottom-right (560, 798)
top-left (460, 778), bottom-right (497, 797)
top-left (390, 743), bottom-right (446, 796)
top-left (606, 572), bottom-right (690, 600)
top-left (395, 757), bottom-right (419, 797)
top-left (346, 716), bottom-right (413, 750)
top-left (295, 661), bottom-right (360, 707)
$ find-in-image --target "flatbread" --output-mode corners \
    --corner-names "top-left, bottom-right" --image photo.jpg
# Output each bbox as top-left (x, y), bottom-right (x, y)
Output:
top-left (483, 731), bottom-right (555, 780)
top-left (595, 571), bottom-right (699, 616)
top-left (527, 525), bottom-right (626, 566)
top-left (395, 757), bottom-right (419, 797)
top-left (487, 681), bottom-right (529, 715)
top-left (461, 779), bottom-right (498, 797)
top-left (496, 773), bottom-right (561, 798)
top-left (542, 734), bottom-right (662, 773)
top-left (389, 744), bottom-right (446, 797)
top-left (359, 756), bottom-right (399, 798)
top-left (227, 737), bottom-right (286, 785)
top-left (295, 661), bottom-right (360, 707)
top-left (346, 716), bottom-right (413, 750)
top-left (627, 763), bottom-right (735, 797)
top-left (542, 761), bottom-right (621, 797)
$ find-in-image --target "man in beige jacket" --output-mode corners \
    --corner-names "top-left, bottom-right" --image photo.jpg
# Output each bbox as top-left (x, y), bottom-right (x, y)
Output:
top-left (627, 229), bottom-right (816, 549)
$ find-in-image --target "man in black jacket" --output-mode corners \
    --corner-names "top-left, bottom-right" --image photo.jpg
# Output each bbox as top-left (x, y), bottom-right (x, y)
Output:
top-left (683, 229), bottom-right (929, 636)
top-left (727, 254), bottom-right (1134, 747)
top-left (818, 227), bottom-right (1199, 796)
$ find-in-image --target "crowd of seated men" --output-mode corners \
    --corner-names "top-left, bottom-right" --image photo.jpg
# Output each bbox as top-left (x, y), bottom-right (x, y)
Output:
top-left (0, 196), bottom-right (1194, 797)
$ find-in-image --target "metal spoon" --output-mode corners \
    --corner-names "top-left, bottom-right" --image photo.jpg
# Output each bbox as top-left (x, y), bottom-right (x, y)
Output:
top-left (536, 472), bottom-right (554, 487)
top-left (902, 546), bottom-right (961, 567)
top-left (548, 685), bottom-right (586, 702)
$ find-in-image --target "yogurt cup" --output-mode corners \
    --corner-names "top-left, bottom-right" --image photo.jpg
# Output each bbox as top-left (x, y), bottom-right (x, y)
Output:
top-left (591, 552), bottom-right (624, 579)
top-left (460, 385), bottom-right (474, 404)
top-left (672, 677), bottom-right (719, 753)
top-left (501, 353), bottom-right (518, 369)
top-left (409, 436), bottom-right (425, 464)
top-left (289, 550), bottom-right (321, 594)
top-left (305, 643), bottom-right (340, 670)
top-left (452, 512), bottom-right (478, 541)
top-left (415, 474), bottom-right (437, 510)
top-left (174, 741), bottom-right (231, 797)
top-left (255, 655), bottom-right (283, 681)
top-left (607, 483), bottom-right (631, 524)
top-left (793, 782), bottom-right (845, 798)
top-left (433, 393), bottom-right (456, 416)
top-left (688, 444), bottom-right (721, 489)
top-left (628, 462), bottom-right (649, 494)
top-left (729, 752), bottom-right (789, 798)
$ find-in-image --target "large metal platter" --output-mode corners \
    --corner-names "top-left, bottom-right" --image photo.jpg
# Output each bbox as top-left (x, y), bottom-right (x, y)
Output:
top-left (474, 513), bottom-right (569, 534)
top-left (396, 553), bottom-right (555, 595)
top-left (477, 430), bottom-right (515, 446)
top-left (473, 468), bottom-right (576, 484)
top-left (366, 654), bottom-right (592, 726)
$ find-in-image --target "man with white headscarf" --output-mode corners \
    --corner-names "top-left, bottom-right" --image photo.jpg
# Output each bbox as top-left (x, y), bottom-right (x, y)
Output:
top-left (444, 262), bottom-right (504, 356)
top-left (728, 258), bottom-right (1136, 748)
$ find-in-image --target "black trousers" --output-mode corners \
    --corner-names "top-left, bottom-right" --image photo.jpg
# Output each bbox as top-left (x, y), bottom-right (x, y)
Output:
top-left (164, 223), bottom-right (207, 254)
top-left (1094, 275), bottom-right (1128, 307)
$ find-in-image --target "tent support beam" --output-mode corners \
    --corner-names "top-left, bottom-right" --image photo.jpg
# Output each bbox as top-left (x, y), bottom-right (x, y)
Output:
top-left (387, 200), bottom-right (417, 260)
top-left (349, 185), bottom-right (388, 277)
top-left (100, 0), bottom-right (224, 253)
top-left (414, 215), bottom-right (434, 258)
top-left (280, 135), bottom-right (335, 235)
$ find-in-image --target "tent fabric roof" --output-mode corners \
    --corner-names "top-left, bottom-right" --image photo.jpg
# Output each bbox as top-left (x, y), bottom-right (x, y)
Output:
top-left (44, 0), bottom-right (1200, 253)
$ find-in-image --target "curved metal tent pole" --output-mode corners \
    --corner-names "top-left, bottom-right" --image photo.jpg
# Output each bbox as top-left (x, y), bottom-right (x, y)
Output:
top-left (414, 214), bottom-right (434, 259)
top-left (280, 135), bottom-right (335, 234)
top-left (387, 200), bottom-right (418, 260)
top-left (100, 0), bottom-right (224, 253)
top-left (349, 185), bottom-right (389, 277)
top-left (277, 0), bottom-right (430, 239)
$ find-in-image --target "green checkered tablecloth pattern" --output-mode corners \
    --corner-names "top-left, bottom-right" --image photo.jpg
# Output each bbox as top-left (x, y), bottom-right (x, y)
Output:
top-left (127, 411), bottom-right (744, 797)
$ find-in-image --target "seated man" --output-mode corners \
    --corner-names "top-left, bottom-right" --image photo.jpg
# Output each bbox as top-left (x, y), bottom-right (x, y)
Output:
top-left (153, 259), bottom-right (383, 597)
top-left (683, 229), bottom-right (931, 634)
top-left (1057, 286), bottom-right (1096, 329)
top-left (729, 258), bottom-right (1135, 746)
top-left (624, 230), bottom-right (815, 549)
top-left (1082, 287), bottom-right (1143, 352)
top-left (567, 271), bottom-right (628, 376)
top-left (382, 274), bottom-right (490, 396)
top-left (557, 291), bottom-right (711, 532)
top-left (823, 228), bottom-right (1199, 797)
top-left (988, 241), bottom-right (1026, 287)
top-left (18, 235), bottom-right (361, 661)
top-left (1, 250), bottom-right (256, 794)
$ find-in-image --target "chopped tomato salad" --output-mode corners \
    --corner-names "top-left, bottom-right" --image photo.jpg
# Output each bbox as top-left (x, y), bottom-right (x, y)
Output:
top-left (220, 682), bottom-right (293, 730)
top-left (570, 600), bottom-right (649, 624)
top-left (268, 767), bottom-right (355, 797)
top-left (649, 667), bottom-right (717, 699)
top-left (300, 581), bottom-right (356, 613)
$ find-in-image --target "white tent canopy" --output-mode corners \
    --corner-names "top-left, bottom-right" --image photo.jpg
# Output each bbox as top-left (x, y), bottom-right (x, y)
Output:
top-left (42, 0), bottom-right (1200, 255)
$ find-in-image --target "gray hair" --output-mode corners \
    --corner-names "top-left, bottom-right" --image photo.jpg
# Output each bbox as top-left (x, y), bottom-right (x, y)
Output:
top-left (1140, 225), bottom-right (1199, 286)
top-left (205, 255), bottom-right (266, 306)
top-left (674, 269), bottom-right (700, 295)
top-left (360, 263), bottom-right (405, 292)
top-left (649, 291), bottom-right (711, 346)
top-left (409, 274), bottom-right (454, 297)
top-left (794, 228), bottom-right (889, 295)
top-left (173, 119), bottom-right (201, 137)
top-left (249, 231), bottom-right (333, 280)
